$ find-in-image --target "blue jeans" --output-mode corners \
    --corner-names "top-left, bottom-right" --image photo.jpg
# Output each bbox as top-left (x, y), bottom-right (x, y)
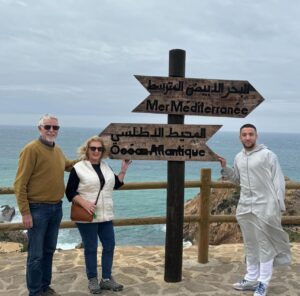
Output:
top-left (76, 221), bottom-right (115, 280)
top-left (27, 202), bottom-right (63, 296)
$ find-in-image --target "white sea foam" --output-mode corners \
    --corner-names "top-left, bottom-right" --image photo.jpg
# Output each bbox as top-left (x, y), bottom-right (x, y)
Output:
top-left (56, 242), bottom-right (78, 250)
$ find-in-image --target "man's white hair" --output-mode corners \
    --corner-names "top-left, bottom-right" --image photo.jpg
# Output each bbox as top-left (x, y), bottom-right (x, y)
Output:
top-left (38, 114), bottom-right (59, 126)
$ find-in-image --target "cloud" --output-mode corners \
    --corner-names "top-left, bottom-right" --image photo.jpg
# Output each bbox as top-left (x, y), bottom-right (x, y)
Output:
top-left (0, 0), bottom-right (299, 132)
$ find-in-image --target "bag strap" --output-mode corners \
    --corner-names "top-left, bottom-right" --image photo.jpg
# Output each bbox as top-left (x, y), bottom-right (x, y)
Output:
top-left (94, 187), bottom-right (101, 205)
top-left (94, 164), bottom-right (104, 205)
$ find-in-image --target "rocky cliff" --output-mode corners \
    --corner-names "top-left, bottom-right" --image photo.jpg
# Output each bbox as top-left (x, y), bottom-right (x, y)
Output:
top-left (0, 205), bottom-right (15, 222)
top-left (183, 177), bottom-right (300, 245)
top-left (0, 205), bottom-right (27, 251)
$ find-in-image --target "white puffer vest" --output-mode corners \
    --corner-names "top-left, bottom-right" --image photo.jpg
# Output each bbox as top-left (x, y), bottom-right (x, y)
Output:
top-left (74, 160), bottom-right (115, 223)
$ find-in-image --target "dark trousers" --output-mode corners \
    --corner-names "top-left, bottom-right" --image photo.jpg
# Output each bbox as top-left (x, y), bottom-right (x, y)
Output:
top-left (76, 221), bottom-right (115, 280)
top-left (27, 202), bottom-right (62, 296)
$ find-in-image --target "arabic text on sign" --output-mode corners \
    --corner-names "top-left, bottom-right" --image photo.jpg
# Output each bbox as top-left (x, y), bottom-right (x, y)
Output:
top-left (110, 126), bottom-right (207, 141)
top-left (147, 79), bottom-right (251, 98)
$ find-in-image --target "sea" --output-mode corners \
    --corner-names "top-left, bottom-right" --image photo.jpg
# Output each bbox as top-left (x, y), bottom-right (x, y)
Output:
top-left (0, 125), bottom-right (299, 249)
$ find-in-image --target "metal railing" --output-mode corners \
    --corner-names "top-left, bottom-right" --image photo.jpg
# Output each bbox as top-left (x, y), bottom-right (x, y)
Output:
top-left (1, 168), bottom-right (300, 263)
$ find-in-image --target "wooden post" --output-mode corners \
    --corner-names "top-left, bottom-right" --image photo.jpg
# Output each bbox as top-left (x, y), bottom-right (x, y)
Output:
top-left (164, 49), bottom-right (186, 282)
top-left (198, 168), bottom-right (211, 263)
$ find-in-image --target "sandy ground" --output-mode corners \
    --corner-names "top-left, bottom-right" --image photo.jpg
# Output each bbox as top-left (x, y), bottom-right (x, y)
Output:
top-left (0, 243), bottom-right (299, 296)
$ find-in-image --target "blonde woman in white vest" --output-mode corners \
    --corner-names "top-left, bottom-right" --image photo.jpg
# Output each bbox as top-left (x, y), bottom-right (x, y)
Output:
top-left (66, 136), bottom-right (131, 294)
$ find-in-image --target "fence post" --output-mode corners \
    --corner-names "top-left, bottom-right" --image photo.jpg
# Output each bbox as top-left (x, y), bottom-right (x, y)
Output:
top-left (198, 168), bottom-right (211, 263)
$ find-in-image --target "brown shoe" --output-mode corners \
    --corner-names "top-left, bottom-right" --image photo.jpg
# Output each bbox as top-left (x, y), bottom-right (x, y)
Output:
top-left (42, 287), bottom-right (61, 296)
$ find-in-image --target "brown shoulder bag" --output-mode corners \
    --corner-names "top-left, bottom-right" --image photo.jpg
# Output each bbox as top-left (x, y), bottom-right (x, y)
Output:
top-left (70, 188), bottom-right (101, 222)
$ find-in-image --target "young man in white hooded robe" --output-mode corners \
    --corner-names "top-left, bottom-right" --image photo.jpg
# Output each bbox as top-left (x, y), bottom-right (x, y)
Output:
top-left (218, 124), bottom-right (291, 296)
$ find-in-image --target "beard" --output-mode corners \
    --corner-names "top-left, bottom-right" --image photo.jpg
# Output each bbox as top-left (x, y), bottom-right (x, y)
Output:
top-left (242, 142), bottom-right (256, 150)
top-left (43, 135), bottom-right (57, 143)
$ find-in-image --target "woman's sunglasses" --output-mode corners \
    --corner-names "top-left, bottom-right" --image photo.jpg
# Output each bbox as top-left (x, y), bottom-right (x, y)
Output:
top-left (89, 146), bottom-right (105, 152)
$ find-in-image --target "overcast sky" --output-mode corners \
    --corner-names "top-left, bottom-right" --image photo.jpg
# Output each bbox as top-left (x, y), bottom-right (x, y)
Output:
top-left (0, 0), bottom-right (299, 133)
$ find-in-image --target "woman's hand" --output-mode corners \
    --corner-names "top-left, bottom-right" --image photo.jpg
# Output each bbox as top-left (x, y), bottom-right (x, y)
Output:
top-left (73, 195), bottom-right (96, 215)
top-left (118, 160), bottom-right (132, 182)
top-left (121, 159), bottom-right (132, 173)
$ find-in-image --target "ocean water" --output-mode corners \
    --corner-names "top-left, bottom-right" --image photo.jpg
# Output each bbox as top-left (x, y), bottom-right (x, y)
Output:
top-left (0, 125), bottom-right (299, 248)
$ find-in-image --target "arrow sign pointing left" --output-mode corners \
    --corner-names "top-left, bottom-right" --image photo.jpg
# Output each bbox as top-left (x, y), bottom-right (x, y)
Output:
top-left (133, 75), bottom-right (264, 118)
top-left (100, 123), bottom-right (222, 161)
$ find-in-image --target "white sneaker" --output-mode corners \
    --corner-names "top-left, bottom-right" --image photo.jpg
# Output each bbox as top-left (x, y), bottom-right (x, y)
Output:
top-left (233, 279), bottom-right (258, 291)
top-left (253, 282), bottom-right (268, 296)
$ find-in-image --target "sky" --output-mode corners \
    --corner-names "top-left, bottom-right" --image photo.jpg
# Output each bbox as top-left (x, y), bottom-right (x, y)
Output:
top-left (0, 0), bottom-right (299, 133)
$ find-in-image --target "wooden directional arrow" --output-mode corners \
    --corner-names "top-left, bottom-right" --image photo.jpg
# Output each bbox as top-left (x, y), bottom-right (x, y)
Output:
top-left (100, 123), bottom-right (222, 161)
top-left (133, 75), bottom-right (264, 117)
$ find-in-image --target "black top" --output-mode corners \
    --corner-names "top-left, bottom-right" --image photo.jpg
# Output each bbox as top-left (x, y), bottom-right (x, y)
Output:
top-left (65, 164), bottom-right (124, 202)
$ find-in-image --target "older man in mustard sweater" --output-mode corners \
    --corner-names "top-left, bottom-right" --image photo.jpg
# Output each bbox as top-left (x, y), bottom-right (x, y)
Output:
top-left (14, 114), bottom-right (76, 296)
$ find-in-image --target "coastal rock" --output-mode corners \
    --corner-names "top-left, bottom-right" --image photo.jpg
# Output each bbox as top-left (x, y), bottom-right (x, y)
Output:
top-left (0, 242), bottom-right (23, 253)
top-left (75, 242), bottom-right (83, 249)
top-left (183, 176), bottom-right (300, 244)
top-left (0, 205), bottom-right (27, 251)
top-left (0, 230), bottom-right (28, 251)
top-left (183, 177), bottom-right (242, 245)
top-left (283, 183), bottom-right (300, 241)
top-left (0, 205), bottom-right (15, 222)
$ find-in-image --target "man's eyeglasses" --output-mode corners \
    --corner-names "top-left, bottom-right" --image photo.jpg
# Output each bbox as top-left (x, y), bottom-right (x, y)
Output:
top-left (89, 146), bottom-right (105, 152)
top-left (41, 125), bottom-right (60, 131)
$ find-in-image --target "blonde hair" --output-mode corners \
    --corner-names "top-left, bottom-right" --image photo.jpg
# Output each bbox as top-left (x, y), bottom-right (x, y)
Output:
top-left (77, 136), bottom-right (108, 160)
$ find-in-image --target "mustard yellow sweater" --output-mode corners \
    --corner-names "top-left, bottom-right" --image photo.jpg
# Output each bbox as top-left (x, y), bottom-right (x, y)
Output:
top-left (14, 140), bottom-right (76, 215)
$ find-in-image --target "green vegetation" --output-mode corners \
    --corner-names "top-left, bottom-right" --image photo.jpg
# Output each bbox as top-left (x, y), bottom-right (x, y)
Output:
top-left (285, 227), bottom-right (300, 242)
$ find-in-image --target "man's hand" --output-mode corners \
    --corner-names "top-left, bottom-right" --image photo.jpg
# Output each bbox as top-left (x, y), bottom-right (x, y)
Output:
top-left (218, 156), bottom-right (227, 168)
top-left (22, 213), bottom-right (33, 229)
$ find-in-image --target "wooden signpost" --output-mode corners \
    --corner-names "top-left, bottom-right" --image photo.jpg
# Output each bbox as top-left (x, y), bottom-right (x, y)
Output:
top-left (100, 49), bottom-right (265, 283)
top-left (100, 123), bottom-right (221, 161)
top-left (133, 75), bottom-right (264, 117)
